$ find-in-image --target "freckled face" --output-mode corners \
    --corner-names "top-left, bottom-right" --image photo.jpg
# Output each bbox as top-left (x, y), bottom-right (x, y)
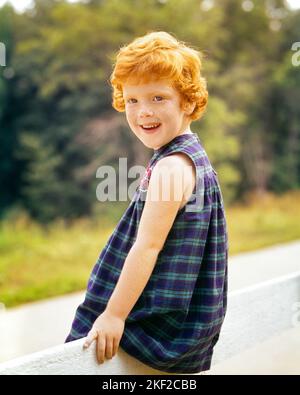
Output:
top-left (123, 80), bottom-right (191, 150)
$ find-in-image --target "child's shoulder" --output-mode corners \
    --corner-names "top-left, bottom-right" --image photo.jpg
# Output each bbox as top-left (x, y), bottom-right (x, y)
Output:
top-left (153, 153), bottom-right (196, 200)
top-left (157, 151), bottom-right (195, 169)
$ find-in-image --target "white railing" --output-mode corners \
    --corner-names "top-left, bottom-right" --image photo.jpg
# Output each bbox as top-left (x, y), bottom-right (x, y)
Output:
top-left (0, 271), bottom-right (299, 375)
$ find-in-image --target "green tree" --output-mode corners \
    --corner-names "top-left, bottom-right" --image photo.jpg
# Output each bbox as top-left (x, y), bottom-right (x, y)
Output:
top-left (268, 9), bottom-right (300, 191)
top-left (0, 5), bottom-right (22, 215)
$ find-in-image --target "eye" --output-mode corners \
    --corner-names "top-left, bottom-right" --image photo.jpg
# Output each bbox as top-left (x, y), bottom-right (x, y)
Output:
top-left (153, 96), bottom-right (163, 102)
top-left (126, 98), bottom-right (137, 104)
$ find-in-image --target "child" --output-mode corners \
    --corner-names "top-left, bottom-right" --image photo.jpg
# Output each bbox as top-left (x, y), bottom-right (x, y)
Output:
top-left (65, 31), bottom-right (228, 374)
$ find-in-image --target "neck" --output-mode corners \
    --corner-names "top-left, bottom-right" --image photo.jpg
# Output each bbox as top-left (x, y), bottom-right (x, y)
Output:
top-left (179, 125), bottom-right (193, 135)
top-left (153, 126), bottom-right (193, 151)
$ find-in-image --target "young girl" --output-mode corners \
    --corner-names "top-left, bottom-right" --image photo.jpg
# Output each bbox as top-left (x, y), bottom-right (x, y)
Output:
top-left (65, 31), bottom-right (228, 374)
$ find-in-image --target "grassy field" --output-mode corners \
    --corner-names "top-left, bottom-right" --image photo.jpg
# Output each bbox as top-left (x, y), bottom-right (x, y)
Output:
top-left (0, 190), bottom-right (300, 308)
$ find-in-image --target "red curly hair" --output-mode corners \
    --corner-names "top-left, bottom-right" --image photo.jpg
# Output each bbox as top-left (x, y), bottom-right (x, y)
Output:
top-left (109, 31), bottom-right (208, 121)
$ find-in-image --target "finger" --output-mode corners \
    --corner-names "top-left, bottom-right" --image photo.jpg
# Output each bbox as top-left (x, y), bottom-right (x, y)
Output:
top-left (83, 329), bottom-right (98, 349)
top-left (105, 336), bottom-right (114, 360)
top-left (113, 338), bottom-right (119, 357)
top-left (96, 333), bottom-right (106, 364)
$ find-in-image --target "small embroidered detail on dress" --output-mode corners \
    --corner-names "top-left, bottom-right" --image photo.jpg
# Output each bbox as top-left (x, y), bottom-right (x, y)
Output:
top-left (139, 164), bottom-right (152, 192)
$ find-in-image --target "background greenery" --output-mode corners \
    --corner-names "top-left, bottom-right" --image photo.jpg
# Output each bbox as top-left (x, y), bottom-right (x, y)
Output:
top-left (0, 0), bottom-right (299, 307)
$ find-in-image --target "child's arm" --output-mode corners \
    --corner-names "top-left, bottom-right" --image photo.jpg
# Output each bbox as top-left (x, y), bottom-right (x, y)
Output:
top-left (83, 154), bottom-right (195, 364)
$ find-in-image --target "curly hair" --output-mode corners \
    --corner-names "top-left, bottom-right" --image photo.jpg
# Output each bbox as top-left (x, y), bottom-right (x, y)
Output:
top-left (109, 31), bottom-right (208, 121)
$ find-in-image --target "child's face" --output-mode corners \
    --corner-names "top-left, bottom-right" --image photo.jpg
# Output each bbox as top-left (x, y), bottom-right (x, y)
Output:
top-left (123, 79), bottom-right (192, 150)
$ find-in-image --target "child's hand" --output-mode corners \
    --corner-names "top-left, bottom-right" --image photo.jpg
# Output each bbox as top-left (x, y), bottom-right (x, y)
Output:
top-left (82, 310), bottom-right (125, 364)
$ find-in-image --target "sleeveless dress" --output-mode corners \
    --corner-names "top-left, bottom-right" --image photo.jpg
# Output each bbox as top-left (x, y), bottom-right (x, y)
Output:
top-left (65, 132), bottom-right (228, 374)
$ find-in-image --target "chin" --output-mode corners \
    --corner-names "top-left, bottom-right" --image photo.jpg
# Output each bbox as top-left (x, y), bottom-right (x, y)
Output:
top-left (142, 141), bottom-right (156, 149)
top-left (135, 134), bottom-right (155, 147)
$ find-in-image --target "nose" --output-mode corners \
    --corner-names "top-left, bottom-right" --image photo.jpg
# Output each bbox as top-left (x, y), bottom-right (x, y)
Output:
top-left (139, 108), bottom-right (154, 118)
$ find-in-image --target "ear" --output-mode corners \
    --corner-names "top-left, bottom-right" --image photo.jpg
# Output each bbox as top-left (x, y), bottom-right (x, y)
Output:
top-left (183, 101), bottom-right (196, 116)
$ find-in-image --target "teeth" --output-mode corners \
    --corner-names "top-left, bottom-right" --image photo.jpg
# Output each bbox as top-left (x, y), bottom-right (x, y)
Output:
top-left (142, 124), bottom-right (160, 129)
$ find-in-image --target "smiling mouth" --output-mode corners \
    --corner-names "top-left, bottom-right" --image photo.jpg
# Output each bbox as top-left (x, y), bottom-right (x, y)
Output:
top-left (140, 124), bottom-right (161, 133)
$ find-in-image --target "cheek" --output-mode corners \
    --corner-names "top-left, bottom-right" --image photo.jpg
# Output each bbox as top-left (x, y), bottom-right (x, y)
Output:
top-left (125, 110), bottom-right (134, 125)
top-left (162, 103), bottom-right (181, 119)
top-left (125, 111), bottom-right (140, 133)
top-left (162, 108), bottom-right (181, 125)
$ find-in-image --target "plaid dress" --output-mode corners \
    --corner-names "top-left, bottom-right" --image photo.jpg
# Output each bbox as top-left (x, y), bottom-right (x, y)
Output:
top-left (65, 132), bottom-right (228, 374)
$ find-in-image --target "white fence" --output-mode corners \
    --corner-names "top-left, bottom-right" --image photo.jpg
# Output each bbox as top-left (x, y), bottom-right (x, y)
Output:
top-left (0, 271), bottom-right (299, 375)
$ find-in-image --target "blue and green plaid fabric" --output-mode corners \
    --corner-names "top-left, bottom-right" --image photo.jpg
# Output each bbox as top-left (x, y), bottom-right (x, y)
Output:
top-left (65, 132), bottom-right (228, 374)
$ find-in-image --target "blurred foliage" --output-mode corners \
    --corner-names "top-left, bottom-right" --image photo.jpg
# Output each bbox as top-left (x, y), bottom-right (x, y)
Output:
top-left (0, 0), bottom-right (299, 223)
